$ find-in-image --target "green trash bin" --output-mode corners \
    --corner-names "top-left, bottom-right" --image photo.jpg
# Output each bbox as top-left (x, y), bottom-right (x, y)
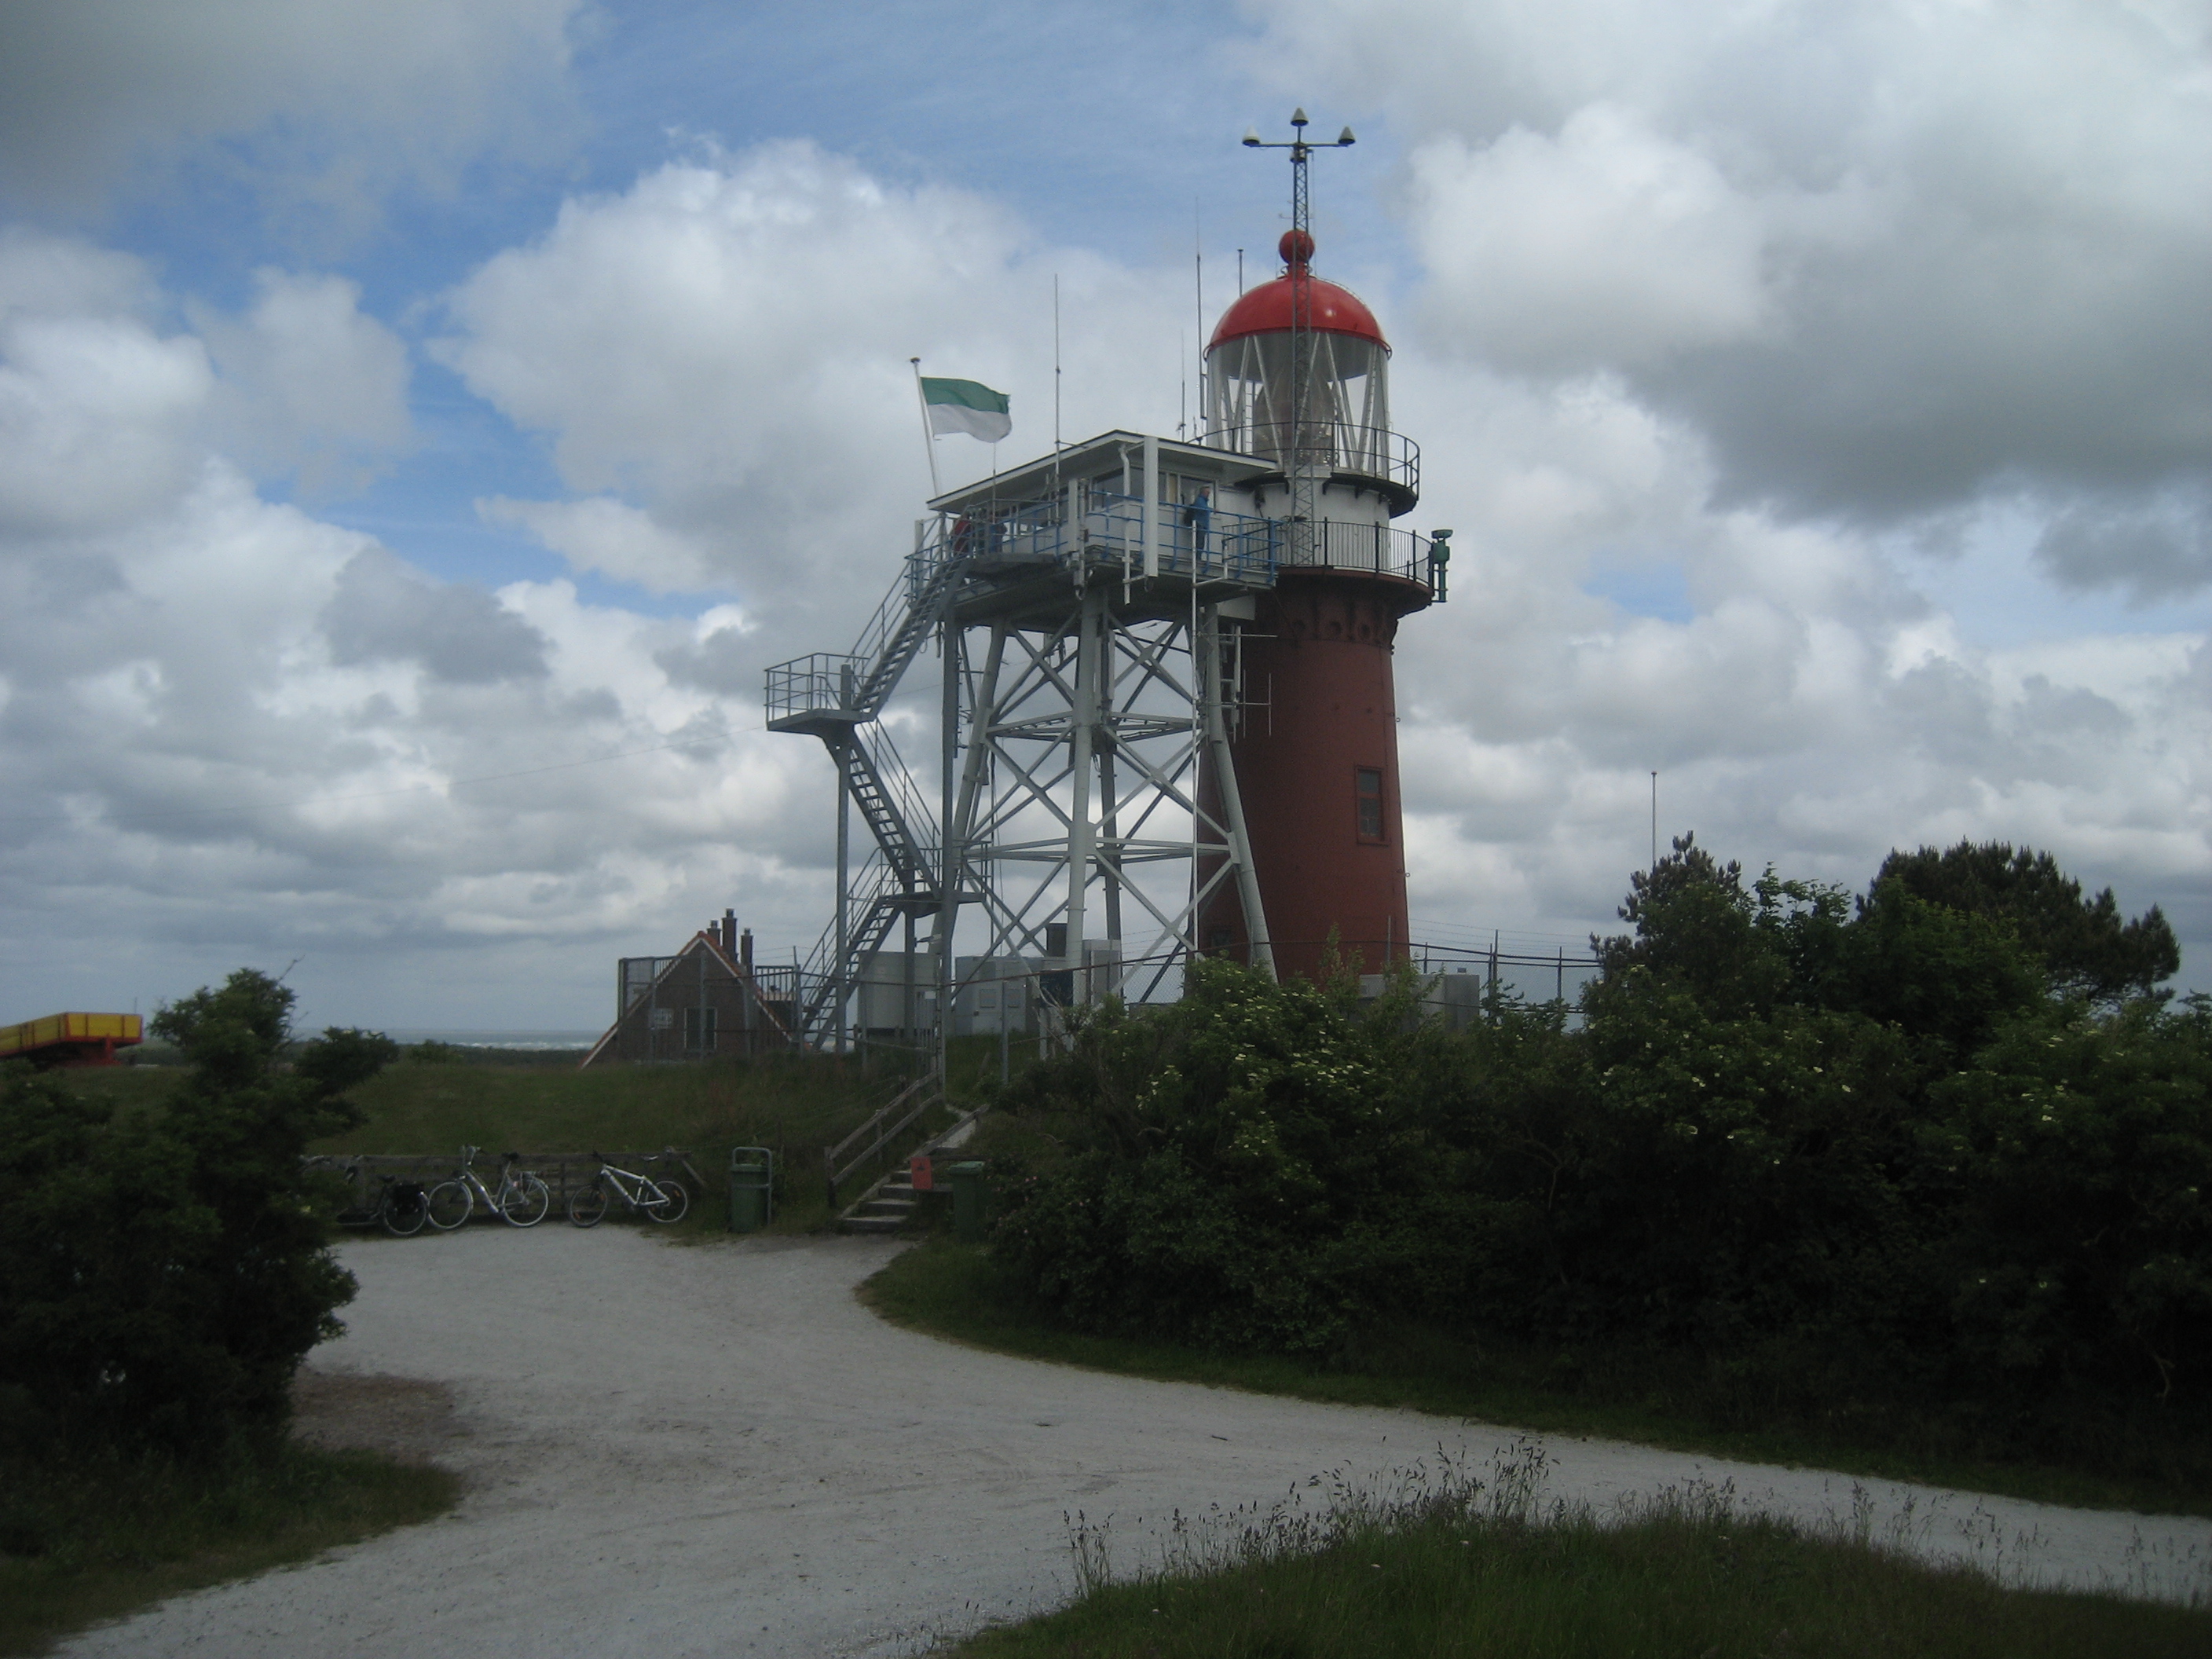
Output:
top-left (947, 1160), bottom-right (990, 1243)
top-left (727, 1146), bottom-right (774, 1233)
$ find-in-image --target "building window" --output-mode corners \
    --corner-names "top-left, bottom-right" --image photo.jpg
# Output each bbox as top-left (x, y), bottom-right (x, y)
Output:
top-left (1355, 767), bottom-right (1385, 842)
top-left (685, 1006), bottom-right (716, 1053)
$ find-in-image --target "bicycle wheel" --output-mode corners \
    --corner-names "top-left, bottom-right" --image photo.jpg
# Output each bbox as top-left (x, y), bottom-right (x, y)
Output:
top-left (646, 1177), bottom-right (688, 1224)
top-left (500, 1174), bottom-right (551, 1228)
top-left (426, 1180), bottom-right (474, 1231)
top-left (383, 1184), bottom-right (429, 1237)
top-left (568, 1180), bottom-right (609, 1228)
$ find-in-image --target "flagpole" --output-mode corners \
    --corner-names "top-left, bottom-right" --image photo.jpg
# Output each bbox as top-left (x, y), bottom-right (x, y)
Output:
top-left (910, 357), bottom-right (942, 496)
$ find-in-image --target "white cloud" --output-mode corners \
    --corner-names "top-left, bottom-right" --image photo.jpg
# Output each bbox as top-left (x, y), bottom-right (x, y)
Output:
top-left (480, 496), bottom-right (724, 595)
top-left (0, 238), bottom-right (844, 1029)
top-left (196, 269), bottom-right (414, 492)
top-left (322, 548), bottom-right (547, 683)
top-left (0, 233), bottom-right (211, 537)
top-left (1262, 0), bottom-right (2212, 530)
top-left (438, 141), bottom-right (1191, 624)
top-left (1379, 329), bottom-right (2210, 965)
top-left (0, 0), bottom-right (584, 219)
top-left (1409, 104), bottom-right (1778, 372)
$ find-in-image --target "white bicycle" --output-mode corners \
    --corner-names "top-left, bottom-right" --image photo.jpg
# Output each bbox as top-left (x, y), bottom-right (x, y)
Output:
top-left (567, 1152), bottom-right (689, 1227)
top-left (427, 1146), bottom-right (552, 1229)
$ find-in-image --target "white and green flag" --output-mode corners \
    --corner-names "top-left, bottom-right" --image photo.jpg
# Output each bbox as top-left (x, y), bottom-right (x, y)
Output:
top-left (920, 376), bottom-right (1011, 442)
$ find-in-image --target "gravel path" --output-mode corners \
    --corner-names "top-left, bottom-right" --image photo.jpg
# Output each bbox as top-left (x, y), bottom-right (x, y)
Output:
top-left (57, 1228), bottom-right (2212, 1657)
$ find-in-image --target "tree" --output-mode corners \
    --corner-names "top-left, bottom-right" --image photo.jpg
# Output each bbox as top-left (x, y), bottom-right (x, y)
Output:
top-left (294, 1026), bottom-right (401, 1096)
top-left (0, 970), bottom-right (379, 1455)
top-left (1590, 833), bottom-right (1851, 1018)
top-left (1873, 841), bottom-right (2178, 1002)
top-left (1840, 881), bottom-right (2045, 1059)
top-left (1591, 834), bottom-right (1788, 1019)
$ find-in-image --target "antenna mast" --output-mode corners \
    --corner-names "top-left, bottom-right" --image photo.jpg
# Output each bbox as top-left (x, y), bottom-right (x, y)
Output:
top-left (1194, 201), bottom-right (1205, 441)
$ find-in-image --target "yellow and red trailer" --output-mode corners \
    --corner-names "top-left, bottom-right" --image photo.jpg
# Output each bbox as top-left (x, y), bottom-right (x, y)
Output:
top-left (0, 1013), bottom-right (144, 1068)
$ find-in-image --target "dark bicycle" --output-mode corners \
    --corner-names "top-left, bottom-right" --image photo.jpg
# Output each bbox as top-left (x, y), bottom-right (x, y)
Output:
top-left (331, 1163), bottom-right (431, 1237)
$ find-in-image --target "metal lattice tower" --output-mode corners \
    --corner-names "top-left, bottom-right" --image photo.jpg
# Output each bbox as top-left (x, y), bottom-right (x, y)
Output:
top-left (767, 432), bottom-right (1293, 1049)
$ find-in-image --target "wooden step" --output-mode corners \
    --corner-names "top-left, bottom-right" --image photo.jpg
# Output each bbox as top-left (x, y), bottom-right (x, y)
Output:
top-left (843, 1214), bottom-right (908, 1235)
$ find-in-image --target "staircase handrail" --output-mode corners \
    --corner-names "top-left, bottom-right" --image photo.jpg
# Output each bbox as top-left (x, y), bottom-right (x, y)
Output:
top-left (843, 727), bottom-right (936, 884)
top-left (800, 853), bottom-right (900, 984)
top-left (858, 722), bottom-right (939, 869)
top-left (825, 1075), bottom-right (943, 1199)
top-left (850, 549), bottom-right (962, 718)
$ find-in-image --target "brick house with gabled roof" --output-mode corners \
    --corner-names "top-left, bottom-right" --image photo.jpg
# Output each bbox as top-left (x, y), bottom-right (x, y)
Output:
top-left (582, 912), bottom-right (797, 1066)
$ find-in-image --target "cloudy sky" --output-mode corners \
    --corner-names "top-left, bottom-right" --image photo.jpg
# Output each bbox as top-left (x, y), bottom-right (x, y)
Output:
top-left (3, 0), bottom-right (2209, 1035)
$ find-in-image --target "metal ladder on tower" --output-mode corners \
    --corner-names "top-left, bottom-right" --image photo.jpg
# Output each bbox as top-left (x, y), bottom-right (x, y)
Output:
top-left (767, 541), bottom-right (969, 1045)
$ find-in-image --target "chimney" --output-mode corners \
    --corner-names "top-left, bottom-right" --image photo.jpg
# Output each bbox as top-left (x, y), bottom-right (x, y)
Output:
top-left (723, 909), bottom-right (738, 958)
top-left (740, 927), bottom-right (754, 971)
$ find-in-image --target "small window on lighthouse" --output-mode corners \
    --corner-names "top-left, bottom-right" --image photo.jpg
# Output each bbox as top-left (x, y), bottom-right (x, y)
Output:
top-left (1355, 767), bottom-right (1385, 842)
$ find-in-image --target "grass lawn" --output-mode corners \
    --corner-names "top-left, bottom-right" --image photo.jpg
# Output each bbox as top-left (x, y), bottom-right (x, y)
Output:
top-left (941, 1492), bottom-right (2210, 1657)
top-left (0, 1445), bottom-right (457, 1657)
top-left (863, 1240), bottom-right (2212, 1519)
top-left (87, 1044), bottom-right (970, 1236)
top-left (77, 1027), bottom-right (1036, 1239)
top-left (324, 1050), bottom-right (895, 1234)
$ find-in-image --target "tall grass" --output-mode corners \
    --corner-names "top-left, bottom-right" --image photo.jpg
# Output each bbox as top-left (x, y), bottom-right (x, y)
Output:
top-left (0, 1442), bottom-right (456, 1657)
top-left (943, 1446), bottom-right (2210, 1657)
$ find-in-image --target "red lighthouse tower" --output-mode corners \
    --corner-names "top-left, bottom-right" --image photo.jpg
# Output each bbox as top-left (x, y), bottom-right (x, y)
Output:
top-left (1196, 137), bottom-right (1442, 980)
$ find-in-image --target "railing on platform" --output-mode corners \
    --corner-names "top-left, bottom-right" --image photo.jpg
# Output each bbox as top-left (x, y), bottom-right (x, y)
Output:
top-left (765, 653), bottom-right (866, 724)
top-left (1277, 518), bottom-right (1435, 584)
top-left (915, 490), bottom-right (1437, 594)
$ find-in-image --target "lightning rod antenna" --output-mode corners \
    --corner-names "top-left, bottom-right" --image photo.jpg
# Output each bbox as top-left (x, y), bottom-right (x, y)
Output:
top-left (1195, 199), bottom-right (1205, 442)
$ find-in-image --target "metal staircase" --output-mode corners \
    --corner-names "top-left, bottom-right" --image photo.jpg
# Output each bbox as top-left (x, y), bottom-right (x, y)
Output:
top-left (767, 544), bottom-right (966, 1046)
top-left (791, 852), bottom-right (914, 1039)
top-left (841, 723), bottom-right (934, 892)
top-left (850, 553), bottom-right (957, 718)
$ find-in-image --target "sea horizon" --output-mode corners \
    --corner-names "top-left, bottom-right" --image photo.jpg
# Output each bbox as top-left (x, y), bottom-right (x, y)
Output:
top-left (379, 1028), bottom-right (600, 1051)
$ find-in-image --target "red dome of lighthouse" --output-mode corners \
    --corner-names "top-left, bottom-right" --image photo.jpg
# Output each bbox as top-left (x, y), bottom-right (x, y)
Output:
top-left (1208, 230), bottom-right (1388, 351)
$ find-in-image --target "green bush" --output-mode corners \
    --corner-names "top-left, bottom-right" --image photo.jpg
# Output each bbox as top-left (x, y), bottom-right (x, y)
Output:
top-left (0, 971), bottom-right (381, 1456)
top-left (991, 959), bottom-right (1471, 1355)
top-left (1926, 996), bottom-right (2212, 1400)
top-left (986, 838), bottom-right (2212, 1441)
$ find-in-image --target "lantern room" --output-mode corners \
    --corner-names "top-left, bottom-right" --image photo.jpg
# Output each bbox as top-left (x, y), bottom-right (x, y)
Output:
top-left (1203, 229), bottom-right (1415, 515)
